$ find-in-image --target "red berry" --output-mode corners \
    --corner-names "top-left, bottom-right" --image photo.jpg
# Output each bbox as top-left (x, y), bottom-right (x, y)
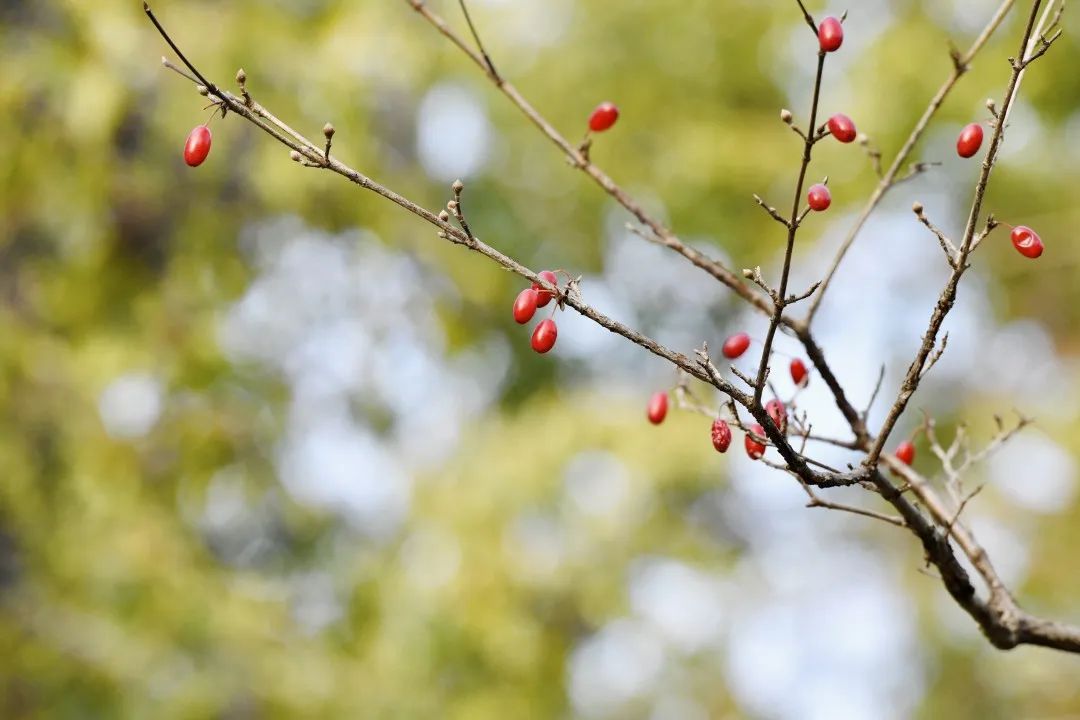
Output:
top-left (807, 183), bottom-right (831, 212)
top-left (513, 288), bottom-right (539, 324)
top-left (895, 441), bottom-right (915, 466)
top-left (711, 418), bottom-right (732, 453)
top-left (588, 102), bottom-right (620, 132)
top-left (184, 125), bottom-right (212, 167)
top-left (956, 123), bottom-right (984, 159)
top-left (765, 399), bottom-right (787, 433)
top-left (790, 358), bottom-right (809, 387)
top-left (1010, 225), bottom-right (1044, 259)
top-left (721, 332), bottom-right (751, 359)
top-left (818, 16), bottom-right (844, 53)
top-left (647, 392), bottom-right (669, 425)
top-left (531, 318), bottom-right (558, 354)
top-left (745, 424), bottom-right (767, 460)
top-left (827, 113), bottom-right (857, 143)
top-left (532, 270), bottom-right (559, 308)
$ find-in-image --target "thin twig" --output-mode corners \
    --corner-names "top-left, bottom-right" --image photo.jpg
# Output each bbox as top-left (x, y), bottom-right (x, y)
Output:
top-left (807, 0), bottom-right (1017, 322)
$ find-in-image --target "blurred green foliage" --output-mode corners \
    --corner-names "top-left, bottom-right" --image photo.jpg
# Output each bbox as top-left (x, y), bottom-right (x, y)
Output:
top-left (2, 1), bottom-right (1080, 717)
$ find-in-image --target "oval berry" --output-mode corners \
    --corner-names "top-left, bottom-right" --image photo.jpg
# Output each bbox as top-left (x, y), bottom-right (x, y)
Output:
top-left (818, 16), bottom-right (844, 53)
top-left (895, 441), bottom-right (915, 466)
top-left (827, 113), bottom-right (857, 143)
top-left (647, 391), bottom-right (669, 425)
top-left (513, 288), bottom-right (539, 324)
top-left (790, 358), bottom-right (808, 387)
top-left (765, 399), bottom-right (787, 433)
top-left (184, 125), bottom-right (212, 167)
top-left (532, 270), bottom-right (559, 308)
top-left (588, 102), bottom-right (620, 132)
top-left (711, 418), bottom-right (732, 453)
top-left (745, 424), bottom-right (767, 460)
top-left (1010, 225), bottom-right (1044, 259)
top-left (807, 183), bottom-right (831, 212)
top-left (956, 123), bottom-right (984, 159)
top-left (721, 332), bottom-right (751, 359)
top-left (531, 318), bottom-right (558, 354)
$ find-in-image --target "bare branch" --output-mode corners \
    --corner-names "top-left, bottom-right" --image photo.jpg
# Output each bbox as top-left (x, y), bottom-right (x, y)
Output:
top-left (807, 0), bottom-right (1016, 321)
top-left (752, 194), bottom-right (790, 228)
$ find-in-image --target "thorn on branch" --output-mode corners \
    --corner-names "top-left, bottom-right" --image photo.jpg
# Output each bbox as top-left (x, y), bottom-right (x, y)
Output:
top-left (753, 194), bottom-right (791, 228)
top-left (787, 281), bottom-right (821, 305)
top-left (921, 333), bottom-right (949, 380)
top-left (742, 266), bottom-right (779, 301)
top-left (730, 365), bottom-right (759, 390)
top-left (913, 201), bottom-right (958, 268)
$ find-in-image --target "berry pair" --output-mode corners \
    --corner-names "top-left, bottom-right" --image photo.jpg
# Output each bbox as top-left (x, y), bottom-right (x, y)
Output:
top-left (712, 420), bottom-right (767, 460)
top-left (513, 270), bottom-right (560, 353)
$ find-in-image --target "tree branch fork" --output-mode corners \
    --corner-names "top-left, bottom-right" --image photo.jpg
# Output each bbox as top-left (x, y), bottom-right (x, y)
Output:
top-left (143, 0), bottom-right (1078, 653)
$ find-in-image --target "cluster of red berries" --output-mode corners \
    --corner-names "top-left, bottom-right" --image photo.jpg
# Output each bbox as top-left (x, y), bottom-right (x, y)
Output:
top-left (513, 270), bottom-right (560, 353)
top-left (648, 331), bottom-right (812, 460)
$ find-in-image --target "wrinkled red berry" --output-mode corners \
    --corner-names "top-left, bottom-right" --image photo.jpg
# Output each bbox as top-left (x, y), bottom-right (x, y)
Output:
top-left (790, 358), bottom-right (808, 387)
top-left (895, 441), bottom-right (915, 465)
top-left (588, 102), bottom-right (620, 132)
top-left (765, 399), bottom-right (787, 433)
top-left (818, 17), bottom-right (844, 53)
top-left (1010, 225), bottom-right (1044, 259)
top-left (513, 288), bottom-right (539, 324)
top-left (711, 418), bottom-right (732, 453)
top-left (532, 270), bottom-right (559, 308)
top-left (184, 125), bottom-right (212, 167)
top-left (827, 113), bottom-right (857, 143)
top-left (956, 123), bottom-right (984, 159)
top-left (745, 424), bottom-right (767, 460)
top-left (807, 183), bottom-right (831, 212)
top-left (722, 332), bottom-right (751, 359)
top-left (647, 392), bottom-right (669, 425)
top-left (531, 318), bottom-right (558, 353)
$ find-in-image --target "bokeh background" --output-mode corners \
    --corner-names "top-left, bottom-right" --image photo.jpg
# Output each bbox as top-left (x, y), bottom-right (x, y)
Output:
top-left (2, 0), bottom-right (1080, 717)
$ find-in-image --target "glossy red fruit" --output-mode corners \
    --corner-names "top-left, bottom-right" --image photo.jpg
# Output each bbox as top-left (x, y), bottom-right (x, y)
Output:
top-left (790, 358), bottom-right (809, 387)
top-left (184, 125), bottom-right (212, 167)
top-left (647, 392), bottom-right (669, 425)
top-left (895, 441), bottom-right (915, 465)
top-left (1010, 225), bottom-right (1044, 259)
top-left (807, 183), bottom-right (831, 212)
top-left (818, 16), bottom-right (844, 53)
top-left (588, 102), bottom-right (620, 132)
top-left (827, 113), bottom-right (857, 143)
top-left (531, 318), bottom-right (558, 354)
top-left (721, 332), bottom-right (751, 359)
top-left (956, 123), bottom-right (984, 159)
top-left (745, 424), bottom-right (767, 460)
top-left (765, 399), bottom-right (787, 433)
top-left (513, 288), bottom-right (539, 324)
top-left (711, 418), bottom-right (732, 453)
top-left (532, 270), bottom-right (559, 308)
